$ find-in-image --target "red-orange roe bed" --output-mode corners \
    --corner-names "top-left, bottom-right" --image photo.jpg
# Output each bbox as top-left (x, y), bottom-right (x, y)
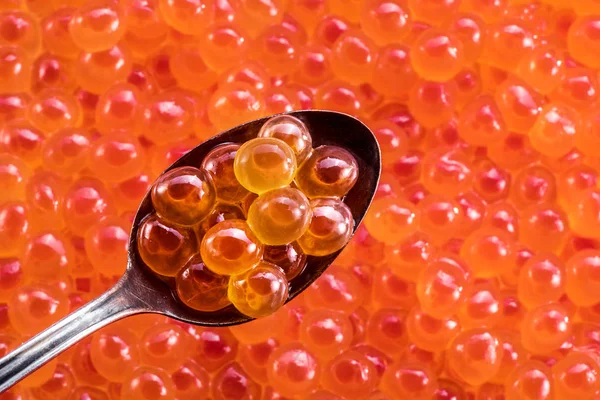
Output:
top-left (2, 0), bottom-right (600, 399)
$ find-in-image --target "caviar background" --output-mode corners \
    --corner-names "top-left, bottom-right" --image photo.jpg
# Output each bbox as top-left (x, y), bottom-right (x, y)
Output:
top-left (2, 0), bottom-right (600, 399)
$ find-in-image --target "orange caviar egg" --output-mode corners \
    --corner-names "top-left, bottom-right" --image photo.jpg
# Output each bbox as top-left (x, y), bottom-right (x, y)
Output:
top-left (576, 108), bottom-right (600, 157)
top-left (267, 343), bottom-right (320, 397)
top-left (551, 67), bottom-right (599, 110)
top-left (381, 360), bottom-right (438, 400)
top-left (201, 143), bottom-right (250, 203)
top-left (142, 90), bottom-right (197, 145)
top-left (552, 351), bottom-right (600, 399)
top-left (461, 227), bottom-right (515, 278)
top-left (448, 13), bottom-right (485, 64)
top-left (557, 164), bottom-right (598, 207)
top-left (0, 202), bottom-right (28, 257)
top-left (76, 45), bottom-right (133, 95)
top-left (172, 360), bottom-right (211, 400)
top-left (90, 326), bottom-right (139, 382)
top-left (294, 44), bottom-right (332, 86)
top-left (330, 30), bottom-right (377, 85)
top-left (505, 360), bottom-right (553, 400)
top-left (529, 103), bottom-right (578, 158)
top-left (8, 284), bottom-right (68, 335)
top-left (41, 8), bottom-right (80, 59)
top-left (0, 121), bottom-right (45, 167)
top-left (27, 89), bottom-right (81, 134)
top-left (371, 45), bottom-right (418, 98)
top-left (520, 204), bottom-right (569, 253)
top-left (364, 196), bottom-right (419, 245)
top-left (411, 28), bottom-right (465, 82)
top-left (511, 165), bottom-right (556, 209)
top-left (176, 253), bottom-right (230, 312)
top-left (0, 11), bottom-right (40, 54)
top-left (0, 153), bottom-right (31, 202)
top-left (447, 328), bottom-right (503, 386)
top-left (421, 146), bottom-right (472, 197)
top-left (137, 214), bottom-right (196, 277)
top-left (517, 45), bottom-right (565, 95)
top-left (458, 94), bottom-right (507, 146)
top-left (406, 307), bottom-right (460, 352)
top-left (122, 366), bottom-right (176, 400)
top-left (298, 198), bottom-right (354, 256)
top-left (42, 128), bottom-right (91, 177)
top-left (418, 195), bottom-right (463, 245)
top-left (201, 219), bottom-right (263, 275)
top-left (569, 188), bottom-right (600, 239)
top-left (247, 187), bottom-right (311, 245)
top-left (315, 80), bottom-right (362, 116)
top-left (321, 349), bottom-right (378, 399)
top-left (565, 249), bottom-right (600, 306)
top-left (62, 178), bottom-right (115, 236)
top-left (409, 79), bottom-right (457, 129)
top-left (416, 254), bottom-right (471, 319)
top-left (518, 253), bottom-right (565, 308)
top-left (167, 45), bottom-right (216, 93)
top-left (304, 268), bottom-right (364, 313)
top-left (0, 45), bottom-right (31, 93)
top-left (366, 308), bottom-right (409, 355)
top-left (295, 145), bottom-right (358, 199)
top-left (483, 21), bottom-right (535, 71)
top-left (495, 78), bottom-right (545, 135)
top-left (158, 0), bottom-right (213, 35)
top-left (228, 261), bottom-right (289, 318)
top-left (69, 1), bottom-right (127, 52)
top-left (89, 133), bottom-right (147, 183)
top-left (568, 16), bottom-right (600, 69)
top-left (95, 83), bottom-right (143, 135)
top-left (299, 309), bottom-right (353, 359)
top-left (208, 83), bottom-right (264, 131)
top-left (0, 259), bottom-right (23, 302)
top-left (521, 303), bottom-right (572, 354)
top-left (236, 0), bottom-right (286, 38)
top-left (23, 230), bottom-right (73, 281)
top-left (84, 216), bottom-right (129, 277)
top-left (361, 0), bottom-right (411, 46)
top-left (140, 323), bottom-right (190, 373)
top-left (151, 166), bottom-right (216, 226)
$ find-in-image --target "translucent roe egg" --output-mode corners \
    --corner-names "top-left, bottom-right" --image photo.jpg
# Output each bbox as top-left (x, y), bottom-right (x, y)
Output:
top-left (137, 214), bottom-right (196, 277)
top-left (267, 343), bottom-right (320, 397)
top-left (201, 143), bottom-right (250, 203)
top-left (90, 326), bottom-right (139, 382)
top-left (233, 137), bottom-right (297, 194)
top-left (263, 241), bottom-right (306, 280)
top-left (298, 197), bottom-right (354, 256)
top-left (295, 145), bottom-right (358, 198)
top-left (247, 187), bottom-right (312, 246)
top-left (258, 115), bottom-right (313, 164)
top-left (411, 28), bottom-right (465, 82)
top-left (364, 196), bottom-right (419, 245)
top-left (151, 166), bottom-right (217, 226)
top-left (228, 261), bottom-right (289, 318)
top-left (176, 253), bottom-right (231, 312)
top-left (200, 219), bottom-right (263, 275)
top-left (68, 0), bottom-right (127, 52)
top-left (447, 328), bottom-right (503, 386)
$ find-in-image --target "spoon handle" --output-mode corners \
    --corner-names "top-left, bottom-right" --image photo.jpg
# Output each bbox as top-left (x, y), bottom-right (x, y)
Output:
top-left (0, 272), bottom-right (147, 392)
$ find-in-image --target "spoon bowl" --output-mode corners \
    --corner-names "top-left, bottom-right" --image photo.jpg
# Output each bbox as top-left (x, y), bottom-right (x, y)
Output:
top-left (0, 110), bottom-right (381, 390)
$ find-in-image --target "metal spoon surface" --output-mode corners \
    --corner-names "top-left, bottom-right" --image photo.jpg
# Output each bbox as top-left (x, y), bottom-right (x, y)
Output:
top-left (0, 110), bottom-right (381, 391)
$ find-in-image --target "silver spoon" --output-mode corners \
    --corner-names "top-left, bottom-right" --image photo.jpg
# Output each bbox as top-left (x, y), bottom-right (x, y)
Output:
top-left (0, 110), bottom-right (381, 391)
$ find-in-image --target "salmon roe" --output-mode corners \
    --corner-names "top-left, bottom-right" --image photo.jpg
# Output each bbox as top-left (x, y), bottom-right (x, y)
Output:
top-left (3, 0), bottom-right (600, 398)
